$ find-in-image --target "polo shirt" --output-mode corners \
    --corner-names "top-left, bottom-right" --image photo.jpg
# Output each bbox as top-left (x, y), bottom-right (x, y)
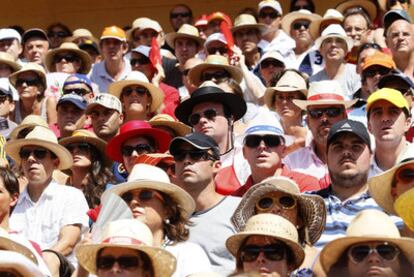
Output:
top-left (89, 58), bottom-right (131, 93)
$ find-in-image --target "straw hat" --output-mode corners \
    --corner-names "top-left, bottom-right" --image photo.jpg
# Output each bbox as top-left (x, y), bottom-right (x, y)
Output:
top-left (292, 80), bottom-right (357, 110)
top-left (281, 9), bottom-right (322, 34)
top-left (0, 52), bottom-right (21, 72)
top-left (128, 17), bottom-right (163, 41)
top-left (226, 214), bottom-right (305, 269)
top-left (0, 228), bottom-right (37, 264)
top-left (65, 28), bottom-right (99, 45)
top-left (5, 126), bottom-right (73, 169)
top-left (314, 24), bottom-right (353, 51)
top-left (149, 113), bottom-right (191, 137)
top-left (108, 71), bottom-right (164, 113)
top-left (8, 115), bottom-right (48, 141)
top-left (0, 251), bottom-right (43, 277)
top-left (320, 209), bottom-right (414, 273)
top-left (102, 163), bottom-right (195, 219)
top-left (44, 42), bottom-right (92, 74)
top-left (76, 219), bottom-right (176, 276)
top-left (394, 188), bottom-right (414, 231)
top-left (165, 24), bottom-right (205, 49)
top-left (188, 54), bottom-right (243, 86)
top-left (59, 129), bottom-right (111, 166)
top-left (264, 70), bottom-right (307, 110)
top-left (309, 9), bottom-right (344, 40)
top-left (232, 14), bottom-right (267, 34)
top-left (336, 0), bottom-right (377, 22)
top-left (231, 177), bottom-right (326, 245)
top-left (9, 63), bottom-right (46, 88)
top-left (368, 143), bottom-right (414, 215)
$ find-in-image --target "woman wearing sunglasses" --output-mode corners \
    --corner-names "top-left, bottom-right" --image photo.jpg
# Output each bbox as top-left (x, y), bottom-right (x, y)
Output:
top-left (231, 177), bottom-right (326, 275)
top-left (103, 163), bottom-right (212, 277)
top-left (321, 209), bottom-right (414, 277)
top-left (59, 129), bottom-right (114, 208)
top-left (226, 213), bottom-right (305, 276)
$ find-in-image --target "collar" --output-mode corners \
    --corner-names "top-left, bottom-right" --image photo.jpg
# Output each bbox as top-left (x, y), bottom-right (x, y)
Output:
top-left (17, 181), bottom-right (58, 204)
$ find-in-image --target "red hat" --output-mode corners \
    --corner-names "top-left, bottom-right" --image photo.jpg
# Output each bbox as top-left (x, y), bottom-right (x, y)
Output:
top-left (106, 120), bottom-right (172, 162)
top-left (195, 15), bottom-right (209, 27)
top-left (208, 12), bottom-right (233, 27)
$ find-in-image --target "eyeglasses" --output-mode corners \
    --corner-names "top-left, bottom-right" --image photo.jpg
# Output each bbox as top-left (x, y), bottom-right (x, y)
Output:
top-left (19, 149), bottom-right (51, 160)
top-left (240, 243), bottom-right (286, 262)
top-left (188, 108), bottom-right (218, 126)
top-left (53, 54), bottom-right (80, 63)
top-left (66, 143), bottom-right (91, 154)
top-left (307, 107), bottom-right (343, 119)
top-left (63, 88), bottom-right (91, 96)
top-left (292, 21), bottom-right (310, 30)
top-left (256, 194), bottom-right (297, 212)
top-left (363, 68), bottom-right (391, 78)
top-left (121, 189), bottom-right (164, 203)
top-left (207, 47), bottom-right (228, 55)
top-left (396, 167), bottom-right (414, 183)
top-left (244, 135), bottom-right (283, 148)
top-left (96, 255), bottom-right (140, 270)
top-left (201, 71), bottom-right (231, 82)
top-left (170, 12), bottom-right (191, 19)
top-left (48, 31), bottom-right (69, 38)
top-left (121, 144), bottom-right (154, 157)
top-left (15, 78), bottom-right (41, 87)
top-left (348, 243), bottom-right (400, 264)
top-left (261, 59), bottom-right (284, 69)
top-left (259, 11), bottom-right (280, 19)
top-left (121, 86), bottom-right (149, 97)
top-left (173, 150), bottom-right (214, 162)
top-left (130, 57), bottom-right (150, 66)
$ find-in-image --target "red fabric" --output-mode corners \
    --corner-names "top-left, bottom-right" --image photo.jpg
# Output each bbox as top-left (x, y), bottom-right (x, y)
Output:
top-left (149, 37), bottom-right (162, 68)
top-left (406, 126), bottom-right (414, 142)
top-left (214, 165), bottom-right (242, 195)
top-left (49, 122), bottom-right (95, 139)
top-left (87, 205), bottom-right (102, 222)
top-left (159, 82), bottom-right (180, 119)
top-left (220, 20), bottom-right (234, 57)
top-left (308, 93), bottom-right (344, 101)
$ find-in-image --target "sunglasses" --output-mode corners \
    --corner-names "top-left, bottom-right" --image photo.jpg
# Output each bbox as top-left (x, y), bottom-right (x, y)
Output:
top-left (53, 54), bottom-right (79, 63)
top-left (63, 88), bottom-right (91, 96)
top-left (307, 107), bottom-right (343, 119)
top-left (292, 21), bottom-right (310, 30)
top-left (240, 243), bottom-right (286, 262)
top-left (207, 47), bottom-right (228, 55)
top-left (261, 59), bottom-right (284, 69)
top-left (16, 78), bottom-right (41, 87)
top-left (256, 194), bottom-right (297, 212)
top-left (201, 71), bottom-right (231, 82)
top-left (348, 243), bottom-right (400, 263)
top-left (121, 189), bottom-right (164, 203)
top-left (173, 150), bottom-right (214, 162)
top-left (274, 94), bottom-right (301, 102)
top-left (188, 108), bottom-right (218, 126)
top-left (121, 86), bottom-right (149, 97)
top-left (19, 149), bottom-right (51, 160)
top-left (66, 142), bottom-right (91, 154)
top-left (48, 31), bottom-right (69, 38)
top-left (396, 167), bottom-right (414, 183)
top-left (170, 12), bottom-right (191, 19)
top-left (121, 144), bottom-right (154, 157)
top-left (244, 135), bottom-right (283, 148)
top-left (96, 255), bottom-right (140, 270)
top-left (259, 11), bottom-right (280, 19)
top-left (130, 57), bottom-right (150, 66)
top-left (364, 68), bottom-right (391, 78)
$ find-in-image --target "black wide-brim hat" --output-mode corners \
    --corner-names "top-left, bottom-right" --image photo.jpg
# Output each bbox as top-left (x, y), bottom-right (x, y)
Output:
top-left (175, 86), bottom-right (247, 125)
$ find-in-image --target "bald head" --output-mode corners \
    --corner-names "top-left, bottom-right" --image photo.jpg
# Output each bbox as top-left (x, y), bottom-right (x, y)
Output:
top-left (386, 19), bottom-right (414, 56)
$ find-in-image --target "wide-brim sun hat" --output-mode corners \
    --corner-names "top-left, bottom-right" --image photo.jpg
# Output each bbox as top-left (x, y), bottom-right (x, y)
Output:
top-left (0, 52), bottom-right (21, 72)
top-left (394, 188), bottom-right (414, 231)
top-left (0, 251), bottom-right (43, 277)
top-left (320, 209), bottom-right (414, 273)
top-left (9, 62), bottom-right (47, 88)
top-left (281, 9), bottom-right (322, 34)
top-left (5, 126), bottom-right (73, 170)
top-left (175, 86), bottom-right (247, 126)
top-left (106, 120), bottom-right (172, 162)
top-left (44, 42), bottom-right (92, 74)
top-left (149, 113), bottom-right (191, 137)
top-left (8, 115), bottom-right (48, 141)
top-left (0, 228), bottom-right (37, 264)
top-left (76, 219), bottom-right (176, 277)
top-left (336, 0), bottom-right (377, 22)
top-left (231, 176), bottom-right (326, 245)
top-left (102, 163), bottom-right (195, 219)
top-left (314, 24), bottom-right (353, 52)
top-left (232, 14), bottom-right (267, 34)
top-left (226, 213), bottom-right (305, 269)
top-left (108, 71), bottom-right (164, 113)
top-left (309, 9), bottom-right (344, 40)
top-left (165, 24), bottom-right (205, 49)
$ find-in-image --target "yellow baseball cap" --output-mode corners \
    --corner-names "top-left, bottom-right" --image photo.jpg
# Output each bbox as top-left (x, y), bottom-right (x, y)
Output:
top-left (100, 26), bottom-right (126, 42)
top-left (366, 88), bottom-right (410, 113)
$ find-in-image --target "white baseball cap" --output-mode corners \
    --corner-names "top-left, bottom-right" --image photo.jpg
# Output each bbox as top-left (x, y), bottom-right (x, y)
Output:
top-left (0, 28), bottom-right (21, 43)
top-left (258, 0), bottom-right (283, 15)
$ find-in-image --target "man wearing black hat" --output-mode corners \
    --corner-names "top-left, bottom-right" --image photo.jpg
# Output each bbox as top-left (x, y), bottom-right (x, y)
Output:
top-left (175, 85), bottom-right (251, 193)
top-left (22, 28), bottom-right (49, 65)
top-left (55, 93), bottom-right (88, 138)
top-left (170, 132), bottom-right (240, 276)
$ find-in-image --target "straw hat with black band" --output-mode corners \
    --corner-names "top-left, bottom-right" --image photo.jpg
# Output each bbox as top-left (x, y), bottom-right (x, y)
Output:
top-left (165, 24), bottom-right (204, 49)
top-left (231, 14), bottom-right (267, 34)
top-left (9, 63), bottom-right (47, 89)
top-left (44, 42), bottom-right (92, 74)
top-left (281, 9), bottom-right (322, 35)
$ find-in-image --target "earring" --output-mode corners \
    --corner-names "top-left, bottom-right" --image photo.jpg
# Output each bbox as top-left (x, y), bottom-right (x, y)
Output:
top-left (164, 218), bottom-right (170, 224)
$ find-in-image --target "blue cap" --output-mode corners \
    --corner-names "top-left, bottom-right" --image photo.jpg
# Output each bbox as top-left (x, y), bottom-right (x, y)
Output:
top-left (63, 74), bottom-right (93, 91)
top-left (57, 93), bottom-right (87, 110)
top-left (378, 70), bottom-right (414, 90)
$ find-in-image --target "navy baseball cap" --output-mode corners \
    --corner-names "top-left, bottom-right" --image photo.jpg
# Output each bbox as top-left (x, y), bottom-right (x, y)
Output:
top-left (327, 119), bottom-right (371, 150)
top-left (383, 9), bottom-right (412, 35)
top-left (169, 132), bottom-right (220, 159)
top-left (63, 74), bottom-right (93, 91)
top-left (57, 93), bottom-right (87, 110)
top-left (378, 70), bottom-right (414, 90)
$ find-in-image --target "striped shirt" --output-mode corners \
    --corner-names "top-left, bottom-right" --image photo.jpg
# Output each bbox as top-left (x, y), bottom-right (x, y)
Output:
top-left (311, 186), bottom-right (403, 249)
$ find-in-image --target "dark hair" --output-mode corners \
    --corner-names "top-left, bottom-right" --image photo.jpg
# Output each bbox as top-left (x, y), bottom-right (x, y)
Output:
top-left (161, 192), bottom-right (190, 242)
top-left (0, 168), bottom-right (19, 214)
top-left (357, 42), bottom-right (382, 61)
top-left (46, 22), bottom-right (72, 37)
top-left (343, 7), bottom-right (372, 29)
top-left (386, 0), bottom-right (412, 10)
top-left (290, 0), bottom-right (315, 13)
top-left (170, 4), bottom-right (193, 18)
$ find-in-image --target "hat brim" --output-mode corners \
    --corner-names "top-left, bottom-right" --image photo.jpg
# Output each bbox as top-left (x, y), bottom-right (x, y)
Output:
top-left (188, 63), bottom-right (243, 87)
top-left (320, 236), bottom-right (414, 273)
top-left (9, 68), bottom-right (46, 88)
top-left (336, 0), bottom-right (377, 21)
top-left (281, 13), bottom-right (322, 35)
top-left (231, 24), bottom-right (268, 34)
top-left (0, 237), bottom-right (37, 264)
top-left (44, 47), bottom-right (92, 74)
top-left (76, 242), bottom-right (176, 277)
top-left (309, 18), bottom-right (344, 40)
top-left (314, 34), bottom-right (353, 52)
top-left (292, 98), bottom-right (358, 110)
top-left (106, 127), bottom-right (172, 162)
top-left (165, 33), bottom-right (205, 49)
top-left (108, 80), bottom-right (164, 112)
top-left (264, 87), bottom-right (307, 110)
top-left (5, 138), bottom-right (73, 170)
top-left (149, 120), bottom-right (191, 137)
top-left (0, 58), bottom-right (21, 73)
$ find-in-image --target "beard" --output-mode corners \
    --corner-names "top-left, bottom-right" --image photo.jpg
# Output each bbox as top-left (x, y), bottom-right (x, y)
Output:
top-left (330, 170), bottom-right (369, 189)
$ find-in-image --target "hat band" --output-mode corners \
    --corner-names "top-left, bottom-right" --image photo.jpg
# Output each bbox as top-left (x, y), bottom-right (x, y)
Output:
top-left (245, 125), bottom-right (284, 135)
top-left (102, 236), bottom-right (145, 246)
top-left (308, 93), bottom-right (344, 101)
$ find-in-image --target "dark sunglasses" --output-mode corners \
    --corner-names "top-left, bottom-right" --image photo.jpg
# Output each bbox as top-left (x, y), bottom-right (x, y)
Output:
top-left (261, 59), bottom-right (284, 69)
top-left (130, 57), bottom-right (150, 66)
top-left (201, 71), bottom-right (231, 82)
top-left (48, 31), bottom-right (69, 38)
top-left (16, 78), bottom-right (41, 87)
top-left (173, 150), bottom-right (214, 162)
top-left (188, 108), bottom-right (218, 126)
top-left (259, 11), bottom-right (280, 19)
top-left (19, 149), bottom-right (50, 160)
top-left (207, 47), bottom-right (228, 55)
top-left (396, 167), bottom-right (414, 183)
top-left (121, 86), bottom-right (149, 97)
top-left (307, 107), bottom-right (343, 119)
top-left (121, 189), bottom-right (164, 203)
top-left (121, 144), bottom-right (154, 157)
top-left (256, 194), bottom-right (297, 212)
top-left (66, 142), bottom-right (91, 154)
top-left (53, 54), bottom-right (79, 63)
top-left (348, 243), bottom-right (400, 263)
top-left (292, 21), bottom-right (310, 30)
top-left (170, 12), bottom-right (191, 19)
top-left (63, 88), bottom-right (91, 96)
top-left (364, 68), bottom-right (391, 78)
top-left (96, 255), bottom-right (140, 270)
top-left (244, 135), bottom-right (283, 148)
top-left (240, 243), bottom-right (286, 262)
